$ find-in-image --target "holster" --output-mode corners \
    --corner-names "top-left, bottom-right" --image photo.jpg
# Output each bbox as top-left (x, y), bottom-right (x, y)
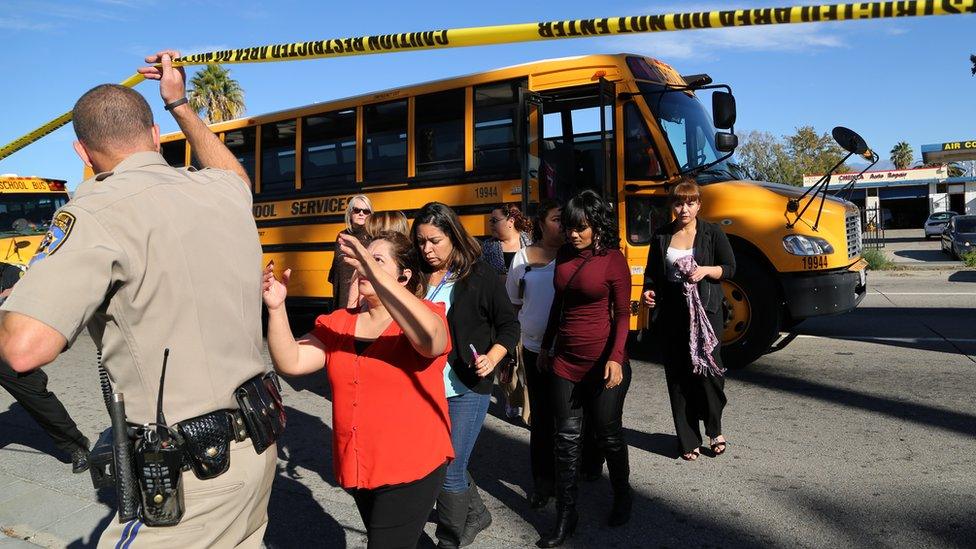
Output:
top-left (234, 372), bottom-right (286, 454)
top-left (177, 411), bottom-right (241, 480)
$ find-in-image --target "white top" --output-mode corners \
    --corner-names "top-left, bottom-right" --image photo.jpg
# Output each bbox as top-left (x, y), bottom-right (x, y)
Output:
top-left (666, 246), bottom-right (695, 282)
top-left (505, 247), bottom-right (556, 354)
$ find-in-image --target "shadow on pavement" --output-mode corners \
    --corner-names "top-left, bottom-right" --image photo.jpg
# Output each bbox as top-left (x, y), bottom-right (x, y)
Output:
top-left (797, 306), bottom-right (975, 356)
top-left (0, 403), bottom-right (69, 463)
top-left (623, 428), bottom-right (681, 459)
top-left (893, 249), bottom-right (954, 262)
top-left (731, 368), bottom-right (976, 438)
top-left (948, 270), bottom-right (976, 282)
top-left (265, 405), bottom-right (345, 547)
top-left (67, 488), bottom-right (116, 549)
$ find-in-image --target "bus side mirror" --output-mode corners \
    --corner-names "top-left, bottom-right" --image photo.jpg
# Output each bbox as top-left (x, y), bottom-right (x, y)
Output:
top-left (712, 91), bottom-right (736, 130)
top-left (715, 132), bottom-right (738, 153)
top-left (15, 240), bottom-right (31, 250)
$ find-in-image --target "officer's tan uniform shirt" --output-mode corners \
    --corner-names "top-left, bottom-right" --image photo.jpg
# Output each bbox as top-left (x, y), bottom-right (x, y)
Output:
top-left (2, 152), bottom-right (265, 425)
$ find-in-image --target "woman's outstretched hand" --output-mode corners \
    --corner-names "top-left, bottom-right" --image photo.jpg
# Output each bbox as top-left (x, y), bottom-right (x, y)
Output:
top-left (262, 261), bottom-right (291, 311)
top-left (338, 232), bottom-right (374, 278)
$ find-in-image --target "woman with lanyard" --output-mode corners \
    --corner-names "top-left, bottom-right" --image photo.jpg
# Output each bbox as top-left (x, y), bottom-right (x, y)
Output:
top-left (504, 199), bottom-right (563, 508)
top-left (412, 202), bottom-right (520, 549)
top-left (536, 190), bottom-right (633, 547)
top-left (642, 180), bottom-right (735, 461)
top-left (262, 230), bottom-right (453, 548)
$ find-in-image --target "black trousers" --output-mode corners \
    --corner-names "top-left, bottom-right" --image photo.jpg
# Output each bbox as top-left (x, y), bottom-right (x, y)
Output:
top-left (349, 461), bottom-right (447, 549)
top-left (523, 349), bottom-right (554, 493)
top-left (551, 362), bottom-right (632, 499)
top-left (659, 285), bottom-right (728, 453)
top-left (0, 360), bottom-right (87, 453)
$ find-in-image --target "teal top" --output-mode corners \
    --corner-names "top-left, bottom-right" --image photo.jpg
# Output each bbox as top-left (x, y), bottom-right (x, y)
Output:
top-left (425, 275), bottom-right (469, 398)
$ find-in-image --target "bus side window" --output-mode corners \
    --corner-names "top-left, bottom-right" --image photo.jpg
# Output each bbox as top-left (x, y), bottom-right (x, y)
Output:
top-left (624, 102), bottom-right (663, 180)
top-left (626, 196), bottom-right (669, 245)
top-left (160, 140), bottom-right (187, 168)
top-left (303, 109), bottom-right (357, 192)
top-left (473, 80), bottom-right (524, 178)
top-left (225, 127), bottom-right (257, 184)
top-left (364, 100), bottom-right (408, 182)
top-left (416, 89), bottom-right (465, 176)
top-left (261, 120), bottom-right (297, 194)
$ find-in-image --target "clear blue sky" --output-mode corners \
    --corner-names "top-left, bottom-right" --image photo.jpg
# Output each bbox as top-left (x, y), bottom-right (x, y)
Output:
top-left (1, 0), bottom-right (973, 188)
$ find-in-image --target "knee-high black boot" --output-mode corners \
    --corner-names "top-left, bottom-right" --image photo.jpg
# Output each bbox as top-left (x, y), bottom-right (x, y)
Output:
top-left (601, 419), bottom-right (632, 527)
top-left (536, 417), bottom-right (582, 548)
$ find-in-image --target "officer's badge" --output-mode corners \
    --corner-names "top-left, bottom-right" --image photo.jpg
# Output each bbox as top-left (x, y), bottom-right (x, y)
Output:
top-left (29, 211), bottom-right (76, 266)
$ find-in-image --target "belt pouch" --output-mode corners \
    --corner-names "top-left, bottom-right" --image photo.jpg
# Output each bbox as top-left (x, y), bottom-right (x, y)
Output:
top-left (235, 372), bottom-right (287, 454)
top-left (178, 412), bottom-right (231, 480)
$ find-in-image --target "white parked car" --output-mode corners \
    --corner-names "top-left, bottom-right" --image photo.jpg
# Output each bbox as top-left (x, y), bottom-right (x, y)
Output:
top-left (924, 211), bottom-right (958, 238)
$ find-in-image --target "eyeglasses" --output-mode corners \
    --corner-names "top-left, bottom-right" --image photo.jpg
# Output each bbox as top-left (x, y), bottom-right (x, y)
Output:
top-left (351, 207), bottom-right (371, 215)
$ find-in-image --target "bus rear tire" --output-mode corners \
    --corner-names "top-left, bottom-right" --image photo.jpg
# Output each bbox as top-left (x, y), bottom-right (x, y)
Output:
top-left (720, 258), bottom-right (781, 369)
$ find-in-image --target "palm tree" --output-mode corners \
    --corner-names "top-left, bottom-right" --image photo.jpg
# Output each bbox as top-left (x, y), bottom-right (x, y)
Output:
top-left (889, 141), bottom-right (913, 170)
top-left (188, 64), bottom-right (245, 124)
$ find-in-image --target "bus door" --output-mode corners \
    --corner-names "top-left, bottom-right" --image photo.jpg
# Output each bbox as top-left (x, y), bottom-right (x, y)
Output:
top-left (518, 88), bottom-right (543, 216)
top-left (521, 83), bottom-right (617, 208)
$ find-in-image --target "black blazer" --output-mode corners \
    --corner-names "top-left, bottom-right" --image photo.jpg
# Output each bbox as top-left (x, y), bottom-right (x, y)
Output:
top-left (445, 261), bottom-right (520, 394)
top-left (642, 219), bottom-right (736, 315)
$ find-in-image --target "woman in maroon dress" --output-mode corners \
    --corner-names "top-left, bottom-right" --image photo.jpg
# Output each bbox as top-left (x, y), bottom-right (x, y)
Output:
top-left (536, 190), bottom-right (632, 547)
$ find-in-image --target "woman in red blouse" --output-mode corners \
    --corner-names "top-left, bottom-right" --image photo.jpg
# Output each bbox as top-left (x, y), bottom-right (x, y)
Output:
top-left (263, 231), bottom-right (453, 549)
top-left (536, 190), bottom-right (633, 547)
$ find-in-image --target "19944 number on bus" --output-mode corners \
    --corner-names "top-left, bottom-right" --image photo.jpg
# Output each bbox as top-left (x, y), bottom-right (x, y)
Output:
top-left (475, 186), bottom-right (498, 199)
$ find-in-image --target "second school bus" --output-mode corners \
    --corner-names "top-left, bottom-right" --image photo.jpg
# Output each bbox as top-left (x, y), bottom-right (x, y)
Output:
top-left (151, 53), bottom-right (867, 367)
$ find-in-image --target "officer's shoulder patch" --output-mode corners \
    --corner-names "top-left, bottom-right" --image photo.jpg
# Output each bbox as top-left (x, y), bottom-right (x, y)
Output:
top-left (29, 211), bottom-right (76, 266)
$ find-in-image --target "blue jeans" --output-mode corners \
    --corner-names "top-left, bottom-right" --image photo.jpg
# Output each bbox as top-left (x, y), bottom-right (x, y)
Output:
top-left (443, 390), bottom-right (491, 493)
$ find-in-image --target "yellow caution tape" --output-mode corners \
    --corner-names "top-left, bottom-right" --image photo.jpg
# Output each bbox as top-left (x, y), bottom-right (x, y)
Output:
top-left (1, 0), bottom-right (973, 162)
top-left (0, 73), bottom-right (145, 162)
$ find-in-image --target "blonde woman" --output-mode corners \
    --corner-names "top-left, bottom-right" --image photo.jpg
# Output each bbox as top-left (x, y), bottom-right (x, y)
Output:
top-left (366, 210), bottom-right (409, 238)
top-left (329, 194), bottom-right (372, 310)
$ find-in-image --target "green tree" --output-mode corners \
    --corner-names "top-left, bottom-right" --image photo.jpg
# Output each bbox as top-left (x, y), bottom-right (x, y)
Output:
top-left (889, 141), bottom-right (913, 169)
top-left (733, 130), bottom-right (798, 184)
top-left (734, 126), bottom-right (851, 186)
top-left (785, 126), bottom-right (851, 185)
top-left (188, 64), bottom-right (245, 124)
top-left (970, 53), bottom-right (975, 76)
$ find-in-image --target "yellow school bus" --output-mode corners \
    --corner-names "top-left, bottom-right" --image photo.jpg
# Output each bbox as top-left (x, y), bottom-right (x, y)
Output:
top-left (0, 176), bottom-right (70, 286)
top-left (152, 53), bottom-right (866, 366)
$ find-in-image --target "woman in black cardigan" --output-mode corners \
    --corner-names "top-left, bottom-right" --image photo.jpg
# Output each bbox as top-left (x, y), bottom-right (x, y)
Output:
top-left (642, 181), bottom-right (736, 461)
top-left (412, 202), bottom-right (520, 548)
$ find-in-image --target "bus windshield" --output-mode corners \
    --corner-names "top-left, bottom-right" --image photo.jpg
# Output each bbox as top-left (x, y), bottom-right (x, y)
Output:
top-left (0, 193), bottom-right (68, 236)
top-left (638, 82), bottom-right (738, 184)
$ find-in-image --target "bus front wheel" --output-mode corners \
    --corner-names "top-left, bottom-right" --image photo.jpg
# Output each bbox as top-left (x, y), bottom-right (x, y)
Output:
top-left (720, 258), bottom-right (781, 368)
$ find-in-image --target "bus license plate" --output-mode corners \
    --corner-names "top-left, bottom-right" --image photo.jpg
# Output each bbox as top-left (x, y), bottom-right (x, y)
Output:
top-left (801, 256), bottom-right (828, 270)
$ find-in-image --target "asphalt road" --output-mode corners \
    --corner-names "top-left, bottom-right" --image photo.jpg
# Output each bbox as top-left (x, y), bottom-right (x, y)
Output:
top-left (1, 270), bottom-right (974, 548)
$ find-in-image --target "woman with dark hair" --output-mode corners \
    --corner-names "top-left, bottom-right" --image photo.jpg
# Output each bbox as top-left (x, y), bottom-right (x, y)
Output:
top-left (482, 203), bottom-right (532, 276)
top-left (263, 231), bottom-right (452, 548)
top-left (411, 202), bottom-right (520, 549)
top-left (642, 180), bottom-right (735, 461)
top-left (536, 190), bottom-right (632, 547)
top-left (505, 199), bottom-right (562, 508)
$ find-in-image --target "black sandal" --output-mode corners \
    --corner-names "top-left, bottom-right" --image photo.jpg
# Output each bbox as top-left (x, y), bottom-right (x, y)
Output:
top-left (680, 449), bottom-right (700, 461)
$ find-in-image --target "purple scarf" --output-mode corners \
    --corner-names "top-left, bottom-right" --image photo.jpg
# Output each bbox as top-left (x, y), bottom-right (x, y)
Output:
top-left (674, 255), bottom-right (725, 377)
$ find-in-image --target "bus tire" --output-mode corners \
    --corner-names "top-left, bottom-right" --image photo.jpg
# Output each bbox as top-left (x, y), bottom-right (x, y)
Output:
top-left (720, 257), bottom-right (781, 369)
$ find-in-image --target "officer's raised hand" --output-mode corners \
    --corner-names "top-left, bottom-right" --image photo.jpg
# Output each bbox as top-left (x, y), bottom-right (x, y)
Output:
top-left (138, 50), bottom-right (187, 106)
top-left (262, 262), bottom-right (291, 311)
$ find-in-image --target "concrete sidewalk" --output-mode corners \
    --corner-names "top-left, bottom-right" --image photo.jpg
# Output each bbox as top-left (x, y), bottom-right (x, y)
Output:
top-left (875, 228), bottom-right (965, 269)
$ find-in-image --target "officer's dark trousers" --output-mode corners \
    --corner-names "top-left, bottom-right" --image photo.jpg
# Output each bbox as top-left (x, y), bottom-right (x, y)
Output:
top-left (660, 283), bottom-right (728, 454)
top-left (350, 461), bottom-right (447, 549)
top-left (0, 360), bottom-right (87, 453)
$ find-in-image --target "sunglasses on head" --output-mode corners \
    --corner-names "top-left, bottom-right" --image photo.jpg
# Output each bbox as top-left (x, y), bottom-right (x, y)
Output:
top-left (352, 207), bottom-right (371, 215)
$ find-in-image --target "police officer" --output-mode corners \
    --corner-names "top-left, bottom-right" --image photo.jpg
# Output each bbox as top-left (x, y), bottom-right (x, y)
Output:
top-left (0, 51), bottom-right (275, 547)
